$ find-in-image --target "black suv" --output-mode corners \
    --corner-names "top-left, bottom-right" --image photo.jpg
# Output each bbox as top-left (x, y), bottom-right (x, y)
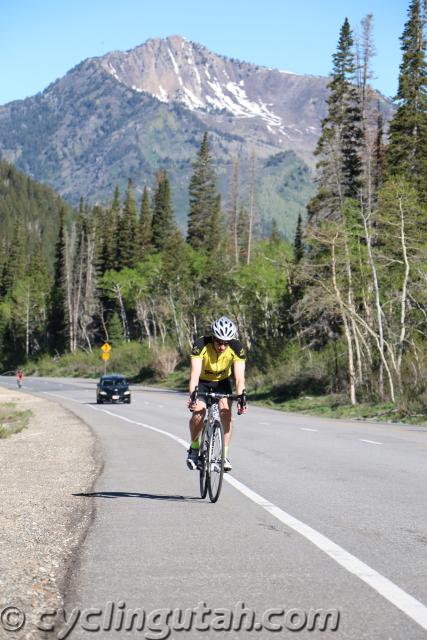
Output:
top-left (96, 375), bottom-right (131, 404)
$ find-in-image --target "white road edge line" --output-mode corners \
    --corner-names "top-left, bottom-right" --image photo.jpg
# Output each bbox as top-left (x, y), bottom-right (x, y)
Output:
top-left (301, 428), bottom-right (318, 432)
top-left (360, 439), bottom-right (383, 445)
top-left (43, 393), bottom-right (427, 632)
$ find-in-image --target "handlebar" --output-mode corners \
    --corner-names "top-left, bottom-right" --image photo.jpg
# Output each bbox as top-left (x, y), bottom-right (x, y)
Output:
top-left (190, 386), bottom-right (247, 413)
top-left (195, 391), bottom-right (240, 400)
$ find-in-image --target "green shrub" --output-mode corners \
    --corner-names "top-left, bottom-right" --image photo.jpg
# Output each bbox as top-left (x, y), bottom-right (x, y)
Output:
top-left (23, 340), bottom-right (182, 382)
top-left (0, 403), bottom-right (31, 438)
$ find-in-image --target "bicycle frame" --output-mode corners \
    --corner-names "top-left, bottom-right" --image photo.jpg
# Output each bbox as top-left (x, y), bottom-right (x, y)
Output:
top-left (204, 401), bottom-right (221, 471)
top-left (190, 386), bottom-right (244, 502)
top-left (197, 390), bottom-right (236, 502)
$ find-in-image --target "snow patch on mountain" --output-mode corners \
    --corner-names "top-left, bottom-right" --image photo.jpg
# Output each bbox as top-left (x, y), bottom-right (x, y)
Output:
top-left (182, 86), bottom-right (204, 109)
top-left (168, 47), bottom-right (184, 88)
top-left (107, 63), bottom-right (119, 81)
top-left (201, 79), bottom-right (284, 128)
top-left (157, 85), bottom-right (168, 102)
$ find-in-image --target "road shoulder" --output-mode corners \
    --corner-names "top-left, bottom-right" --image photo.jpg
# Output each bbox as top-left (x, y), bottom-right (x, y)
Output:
top-left (0, 387), bottom-right (99, 639)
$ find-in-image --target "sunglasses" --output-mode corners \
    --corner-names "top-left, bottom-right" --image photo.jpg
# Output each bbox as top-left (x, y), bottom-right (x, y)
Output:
top-left (214, 339), bottom-right (229, 346)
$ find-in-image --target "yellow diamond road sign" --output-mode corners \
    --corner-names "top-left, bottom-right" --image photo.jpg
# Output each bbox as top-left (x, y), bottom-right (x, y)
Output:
top-left (101, 342), bottom-right (111, 353)
top-left (102, 352), bottom-right (110, 361)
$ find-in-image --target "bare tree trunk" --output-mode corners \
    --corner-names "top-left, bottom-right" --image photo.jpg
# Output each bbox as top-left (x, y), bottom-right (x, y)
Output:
top-left (25, 288), bottom-right (30, 358)
top-left (331, 236), bottom-right (357, 405)
top-left (149, 300), bottom-right (158, 340)
top-left (343, 236), bottom-right (363, 386)
top-left (135, 298), bottom-right (152, 347)
top-left (158, 318), bottom-right (167, 345)
top-left (144, 313), bottom-right (152, 347)
top-left (361, 207), bottom-right (386, 398)
top-left (64, 230), bottom-right (75, 353)
top-left (82, 327), bottom-right (92, 353)
top-left (79, 227), bottom-right (97, 350)
top-left (168, 290), bottom-right (183, 350)
top-left (227, 158), bottom-right (240, 265)
top-left (335, 289), bottom-right (396, 403)
top-left (114, 285), bottom-right (130, 342)
top-left (396, 194), bottom-right (410, 387)
top-left (99, 305), bottom-right (109, 343)
top-left (72, 234), bottom-right (84, 353)
top-left (354, 320), bottom-right (373, 368)
top-left (361, 14), bottom-right (374, 112)
top-left (247, 151), bottom-right (257, 265)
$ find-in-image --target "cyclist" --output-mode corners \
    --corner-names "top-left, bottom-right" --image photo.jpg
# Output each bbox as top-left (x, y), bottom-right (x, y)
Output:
top-left (187, 316), bottom-right (247, 473)
top-left (16, 369), bottom-right (23, 389)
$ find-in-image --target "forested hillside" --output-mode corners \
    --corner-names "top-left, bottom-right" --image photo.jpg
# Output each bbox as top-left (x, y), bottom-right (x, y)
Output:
top-left (1, 1), bottom-right (426, 419)
top-left (0, 134), bottom-right (293, 371)
top-left (0, 161), bottom-right (75, 268)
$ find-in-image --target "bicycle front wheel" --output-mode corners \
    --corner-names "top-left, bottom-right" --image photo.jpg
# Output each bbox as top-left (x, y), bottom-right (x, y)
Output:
top-left (199, 424), bottom-right (209, 499)
top-left (207, 420), bottom-right (224, 503)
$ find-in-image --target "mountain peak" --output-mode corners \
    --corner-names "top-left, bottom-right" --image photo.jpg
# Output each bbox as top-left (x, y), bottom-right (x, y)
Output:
top-left (97, 35), bottom-right (306, 132)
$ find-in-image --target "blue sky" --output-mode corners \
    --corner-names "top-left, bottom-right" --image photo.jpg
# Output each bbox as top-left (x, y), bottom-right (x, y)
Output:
top-left (1, 0), bottom-right (409, 105)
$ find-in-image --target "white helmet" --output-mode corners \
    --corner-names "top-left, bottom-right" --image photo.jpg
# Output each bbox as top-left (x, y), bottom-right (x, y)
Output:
top-left (211, 316), bottom-right (237, 340)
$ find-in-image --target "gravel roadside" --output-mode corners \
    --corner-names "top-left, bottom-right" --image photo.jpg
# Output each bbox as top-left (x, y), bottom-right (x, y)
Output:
top-left (0, 387), bottom-right (99, 640)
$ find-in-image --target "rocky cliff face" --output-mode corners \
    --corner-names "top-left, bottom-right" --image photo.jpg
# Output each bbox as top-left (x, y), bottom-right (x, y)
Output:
top-left (98, 35), bottom-right (328, 166)
top-left (0, 35), bottom-right (392, 238)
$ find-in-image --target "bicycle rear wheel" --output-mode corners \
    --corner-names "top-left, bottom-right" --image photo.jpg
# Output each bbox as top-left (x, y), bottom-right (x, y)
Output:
top-left (199, 424), bottom-right (209, 499)
top-left (207, 420), bottom-right (224, 503)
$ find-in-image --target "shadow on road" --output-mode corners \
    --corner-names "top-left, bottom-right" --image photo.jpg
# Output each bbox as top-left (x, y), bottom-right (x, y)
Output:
top-left (73, 491), bottom-right (200, 501)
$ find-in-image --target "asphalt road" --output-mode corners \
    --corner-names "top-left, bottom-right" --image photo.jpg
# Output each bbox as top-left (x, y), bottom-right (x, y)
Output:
top-left (1, 376), bottom-right (427, 639)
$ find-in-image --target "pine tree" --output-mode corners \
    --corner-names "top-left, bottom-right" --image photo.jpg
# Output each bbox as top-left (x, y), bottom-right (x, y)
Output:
top-left (100, 186), bottom-right (121, 273)
top-left (0, 237), bottom-right (7, 295)
top-left (107, 311), bottom-right (124, 346)
top-left (308, 18), bottom-right (363, 221)
top-left (138, 186), bottom-right (152, 259)
top-left (117, 179), bottom-right (138, 270)
top-left (269, 219), bottom-right (281, 244)
top-left (47, 208), bottom-right (67, 353)
top-left (385, 0), bottom-right (427, 201)
top-left (91, 204), bottom-right (105, 270)
top-left (373, 107), bottom-right (386, 194)
top-left (237, 204), bottom-right (250, 263)
top-left (152, 171), bottom-right (176, 251)
top-left (78, 196), bottom-right (85, 216)
top-left (12, 243), bottom-right (50, 357)
top-left (187, 133), bottom-right (218, 250)
top-left (2, 211), bottom-right (26, 294)
top-left (28, 243), bottom-right (49, 352)
top-left (205, 194), bottom-right (225, 256)
top-left (293, 213), bottom-right (304, 263)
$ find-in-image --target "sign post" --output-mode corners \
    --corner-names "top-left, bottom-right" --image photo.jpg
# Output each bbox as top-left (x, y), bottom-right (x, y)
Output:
top-left (101, 343), bottom-right (111, 374)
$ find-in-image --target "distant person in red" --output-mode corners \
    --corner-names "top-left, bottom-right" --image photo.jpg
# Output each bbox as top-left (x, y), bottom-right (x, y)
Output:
top-left (16, 369), bottom-right (23, 388)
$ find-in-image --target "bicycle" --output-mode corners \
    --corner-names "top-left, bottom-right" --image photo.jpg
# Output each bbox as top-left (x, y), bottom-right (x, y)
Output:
top-left (193, 388), bottom-right (244, 503)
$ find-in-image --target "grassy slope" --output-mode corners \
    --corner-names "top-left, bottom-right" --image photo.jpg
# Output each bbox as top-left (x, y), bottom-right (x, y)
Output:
top-left (0, 402), bottom-right (31, 438)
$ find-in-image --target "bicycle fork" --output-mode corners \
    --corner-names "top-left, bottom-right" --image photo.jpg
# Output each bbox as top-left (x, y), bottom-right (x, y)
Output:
top-left (207, 419), bottom-right (221, 474)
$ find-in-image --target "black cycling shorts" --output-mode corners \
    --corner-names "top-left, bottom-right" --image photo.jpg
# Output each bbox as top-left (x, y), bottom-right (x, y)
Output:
top-left (197, 378), bottom-right (233, 401)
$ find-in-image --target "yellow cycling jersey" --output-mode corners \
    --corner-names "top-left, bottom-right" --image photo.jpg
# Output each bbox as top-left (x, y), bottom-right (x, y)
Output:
top-left (191, 336), bottom-right (246, 382)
